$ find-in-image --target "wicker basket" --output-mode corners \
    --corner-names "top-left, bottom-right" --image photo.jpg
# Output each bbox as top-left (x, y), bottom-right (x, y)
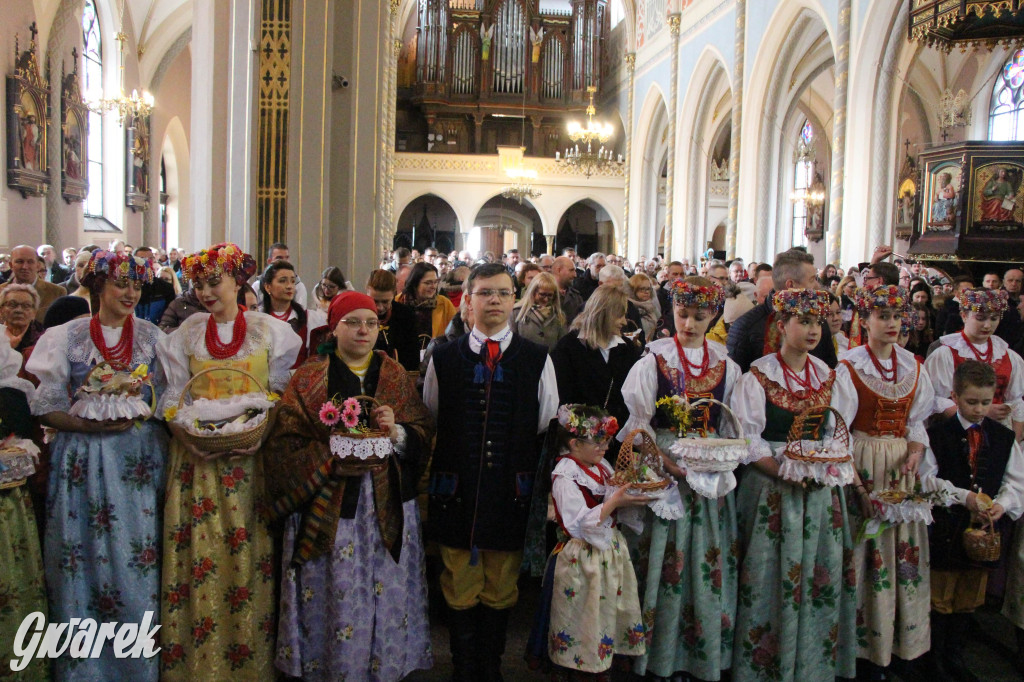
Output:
top-left (671, 398), bottom-right (748, 473)
top-left (328, 394), bottom-right (393, 472)
top-left (175, 367), bottom-right (272, 455)
top-left (782, 405), bottom-right (852, 464)
top-left (777, 405), bottom-right (855, 486)
top-left (963, 517), bottom-right (1002, 563)
top-left (610, 429), bottom-right (671, 492)
top-left (0, 445), bottom-right (35, 490)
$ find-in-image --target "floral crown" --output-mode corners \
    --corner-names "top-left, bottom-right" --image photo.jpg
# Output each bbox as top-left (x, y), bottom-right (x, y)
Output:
top-left (181, 242), bottom-right (257, 285)
top-left (900, 311), bottom-right (914, 338)
top-left (855, 285), bottom-right (910, 316)
top-left (772, 288), bottom-right (830, 319)
top-left (82, 249), bottom-right (154, 286)
top-left (670, 279), bottom-right (724, 311)
top-left (556, 404), bottom-right (619, 441)
top-left (958, 287), bottom-right (1008, 315)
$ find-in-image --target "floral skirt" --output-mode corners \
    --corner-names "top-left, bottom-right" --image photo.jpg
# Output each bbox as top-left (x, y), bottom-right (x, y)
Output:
top-left (851, 435), bottom-right (930, 665)
top-left (632, 474), bottom-right (739, 680)
top-left (548, 531), bottom-right (646, 673)
top-left (45, 425), bottom-right (167, 682)
top-left (275, 475), bottom-right (432, 681)
top-left (1003, 518), bottom-right (1024, 628)
top-left (0, 487), bottom-right (48, 681)
top-left (159, 442), bottom-right (277, 681)
top-left (733, 464), bottom-right (857, 682)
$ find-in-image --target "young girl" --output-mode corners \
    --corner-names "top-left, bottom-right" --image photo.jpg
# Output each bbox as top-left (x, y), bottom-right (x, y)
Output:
top-left (925, 287), bottom-right (1024, 438)
top-left (620, 277), bottom-right (742, 681)
top-left (730, 289), bottom-right (859, 682)
top-left (835, 286), bottom-right (936, 673)
top-left (546, 404), bottom-right (648, 679)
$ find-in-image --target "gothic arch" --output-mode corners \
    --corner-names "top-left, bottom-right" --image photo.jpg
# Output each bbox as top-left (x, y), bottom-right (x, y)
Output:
top-left (161, 115), bottom-right (191, 249)
top-left (631, 83), bottom-right (669, 259)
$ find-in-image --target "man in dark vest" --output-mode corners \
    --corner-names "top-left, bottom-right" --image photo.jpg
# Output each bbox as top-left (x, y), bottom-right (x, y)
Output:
top-left (422, 262), bottom-right (559, 681)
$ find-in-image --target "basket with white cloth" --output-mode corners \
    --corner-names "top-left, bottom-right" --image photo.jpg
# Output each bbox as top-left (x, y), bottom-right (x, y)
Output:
top-left (777, 405), bottom-right (855, 487)
top-left (666, 398), bottom-right (751, 499)
top-left (0, 436), bottom-right (40, 489)
top-left (169, 367), bottom-right (277, 455)
top-left (327, 394), bottom-right (394, 473)
top-left (69, 362), bottom-right (154, 421)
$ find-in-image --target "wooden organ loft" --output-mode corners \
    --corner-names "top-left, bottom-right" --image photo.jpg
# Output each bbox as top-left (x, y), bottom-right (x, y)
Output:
top-left (397, 0), bottom-right (612, 157)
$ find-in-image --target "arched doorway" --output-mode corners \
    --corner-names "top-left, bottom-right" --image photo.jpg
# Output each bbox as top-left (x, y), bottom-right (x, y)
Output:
top-left (471, 195), bottom-right (543, 258)
top-left (395, 194), bottom-right (460, 252)
top-left (555, 199), bottom-right (615, 257)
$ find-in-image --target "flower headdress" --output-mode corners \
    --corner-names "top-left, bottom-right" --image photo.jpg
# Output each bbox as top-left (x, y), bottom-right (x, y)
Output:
top-left (855, 285), bottom-right (911, 317)
top-left (181, 242), bottom-right (257, 285)
top-left (772, 288), bottom-right (830, 319)
top-left (81, 250), bottom-right (154, 289)
top-left (670, 279), bottom-right (724, 311)
top-left (900, 311), bottom-right (914, 338)
top-left (556, 404), bottom-right (619, 441)
top-left (958, 287), bottom-right (1009, 316)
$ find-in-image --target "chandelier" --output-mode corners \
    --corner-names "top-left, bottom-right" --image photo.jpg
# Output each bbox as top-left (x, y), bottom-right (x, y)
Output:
top-left (938, 88), bottom-right (972, 133)
top-left (556, 86), bottom-right (624, 179)
top-left (501, 167), bottom-right (541, 204)
top-left (790, 134), bottom-right (825, 208)
top-left (86, 1), bottom-right (154, 124)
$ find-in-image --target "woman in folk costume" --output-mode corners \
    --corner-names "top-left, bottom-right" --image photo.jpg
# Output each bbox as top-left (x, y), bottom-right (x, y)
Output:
top-left (157, 243), bottom-right (300, 680)
top-left (545, 404), bottom-right (648, 679)
top-left (925, 287), bottom-right (1024, 437)
top-left (264, 291), bottom-right (435, 681)
top-left (27, 250), bottom-right (168, 681)
top-left (0, 329), bottom-right (46, 681)
top-left (620, 277), bottom-right (742, 681)
top-left (834, 285), bottom-right (936, 673)
top-left (729, 289), bottom-right (859, 682)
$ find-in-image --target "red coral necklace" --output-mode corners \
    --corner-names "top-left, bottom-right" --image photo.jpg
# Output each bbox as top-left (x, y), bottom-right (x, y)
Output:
top-left (674, 335), bottom-right (709, 380)
top-left (960, 331), bottom-right (993, 364)
top-left (866, 344), bottom-right (898, 383)
top-left (205, 311), bottom-right (247, 359)
top-left (777, 351), bottom-right (818, 396)
top-left (89, 314), bottom-right (134, 369)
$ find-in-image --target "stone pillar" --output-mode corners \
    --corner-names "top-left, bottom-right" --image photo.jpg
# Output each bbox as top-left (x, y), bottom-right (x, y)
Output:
top-left (383, 34), bottom-right (402, 241)
top-left (726, 0), bottom-right (744, 259)
top-left (622, 52), bottom-right (636, 260)
top-left (827, 0), bottom-right (850, 265)
top-left (546, 234), bottom-right (554, 255)
top-left (664, 14), bottom-right (681, 260)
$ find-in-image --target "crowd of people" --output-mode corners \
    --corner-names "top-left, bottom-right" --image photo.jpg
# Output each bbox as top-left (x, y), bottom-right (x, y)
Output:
top-left (1, 237), bottom-right (1023, 682)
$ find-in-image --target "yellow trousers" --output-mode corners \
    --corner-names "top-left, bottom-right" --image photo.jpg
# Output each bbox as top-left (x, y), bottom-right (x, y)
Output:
top-left (931, 568), bottom-right (988, 614)
top-left (439, 545), bottom-right (522, 610)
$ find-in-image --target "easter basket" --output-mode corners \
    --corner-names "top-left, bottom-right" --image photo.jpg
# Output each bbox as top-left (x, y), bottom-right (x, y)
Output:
top-left (668, 398), bottom-right (750, 474)
top-left (70, 362), bottom-right (155, 421)
top-left (777, 405), bottom-right (855, 487)
top-left (326, 394), bottom-right (393, 472)
top-left (171, 367), bottom-right (277, 455)
top-left (610, 429), bottom-right (671, 494)
top-left (0, 436), bottom-right (39, 489)
top-left (963, 514), bottom-right (1002, 563)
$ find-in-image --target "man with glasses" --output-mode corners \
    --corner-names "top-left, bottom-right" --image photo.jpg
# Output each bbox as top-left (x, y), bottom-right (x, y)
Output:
top-left (0, 245), bottom-right (64, 322)
top-left (422, 263), bottom-right (558, 682)
top-left (365, 269), bottom-right (419, 371)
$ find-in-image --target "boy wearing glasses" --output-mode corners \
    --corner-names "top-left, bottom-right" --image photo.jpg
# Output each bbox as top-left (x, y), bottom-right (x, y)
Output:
top-left (423, 263), bottom-right (559, 681)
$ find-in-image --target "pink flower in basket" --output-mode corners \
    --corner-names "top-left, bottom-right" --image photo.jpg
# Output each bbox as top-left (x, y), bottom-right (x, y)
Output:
top-left (341, 408), bottom-right (360, 429)
top-left (342, 398), bottom-right (361, 416)
top-left (319, 402), bottom-right (341, 427)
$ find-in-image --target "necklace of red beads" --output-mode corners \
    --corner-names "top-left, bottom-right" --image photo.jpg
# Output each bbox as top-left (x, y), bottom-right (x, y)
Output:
top-left (675, 335), bottom-right (710, 381)
top-left (89, 314), bottom-right (134, 369)
top-left (269, 306), bottom-right (292, 321)
top-left (960, 330), bottom-right (993, 364)
top-left (776, 351), bottom-right (819, 397)
top-left (205, 309), bottom-right (247, 359)
top-left (866, 344), bottom-right (899, 383)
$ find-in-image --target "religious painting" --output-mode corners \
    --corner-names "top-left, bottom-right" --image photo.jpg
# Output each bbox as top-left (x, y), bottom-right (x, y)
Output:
top-left (970, 162), bottom-right (1024, 232)
top-left (61, 49), bottom-right (89, 203)
top-left (922, 162), bottom-right (961, 233)
top-left (894, 143), bottom-right (919, 241)
top-left (125, 111), bottom-right (150, 211)
top-left (5, 24), bottom-right (50, 198)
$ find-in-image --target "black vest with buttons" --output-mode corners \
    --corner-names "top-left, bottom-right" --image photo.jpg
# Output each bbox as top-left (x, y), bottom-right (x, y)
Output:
top-left (928, 415), bottom-right (1014, 569)
top-left (428, 333), bottom-right (548, 551)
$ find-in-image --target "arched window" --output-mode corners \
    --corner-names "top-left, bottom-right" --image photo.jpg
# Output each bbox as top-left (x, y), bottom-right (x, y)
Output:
top-left (83, 0), bottom-right (103, 216)
top-left (791, 120), bottom-right (814, 248)
top-left (989, 48), bottom-right (1024, 141)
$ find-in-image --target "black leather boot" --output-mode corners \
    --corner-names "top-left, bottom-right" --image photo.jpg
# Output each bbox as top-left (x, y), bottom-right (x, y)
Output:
top-left (479, 606), bottom-right (512, 682)
top-left (448, 605), bottom-right (480, 682)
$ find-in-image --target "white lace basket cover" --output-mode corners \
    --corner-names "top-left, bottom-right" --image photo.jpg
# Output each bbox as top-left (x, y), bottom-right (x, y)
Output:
top-left (668, 398), bottom-right (752, 499)
top-left (777, 406), bottom-right (855, 487)
top-left (0, 438), bottom-right (40, 489)
top-left (329, 433), bottom-right (393, 461)
top-left (70, 365), bottom-right (154, 421)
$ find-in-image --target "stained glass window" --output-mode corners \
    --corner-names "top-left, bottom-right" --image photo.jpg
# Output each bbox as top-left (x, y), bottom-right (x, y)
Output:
top-left (792, 121), bottom-right (812, 248)
top-left (990, 49), bottom-right (1024, 141)
top-left (83, 0), bottom-right (103, 216)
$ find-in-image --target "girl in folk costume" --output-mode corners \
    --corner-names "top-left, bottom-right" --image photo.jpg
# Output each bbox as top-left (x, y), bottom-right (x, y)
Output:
top-left (264, 292), bottom-right (435, 681)
top-left (157, 243), bottom-right (300, 681)
top-left (259, 260), bottom-right (327, 369)
top-left (620, 277), bottom-right (743, 681)
top-left (924, 287), bottom-right (1024, 437)
top-left (545, 404), bottom-right (648, 679)
top-left (835, 286), bottom-right (937, 672)
top-left (27, 250), bottom-right (168, 681)
top-left (729, 289), bottom-right (859, 682)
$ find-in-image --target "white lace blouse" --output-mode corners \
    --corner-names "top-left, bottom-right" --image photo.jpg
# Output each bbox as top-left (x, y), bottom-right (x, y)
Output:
top-left (551, 456), bottom-right (641, 549)
top-left (924, 332), bottom-right (1024, 424)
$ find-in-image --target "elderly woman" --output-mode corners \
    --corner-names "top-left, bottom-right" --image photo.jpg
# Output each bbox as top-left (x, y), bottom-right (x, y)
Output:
top-left (627, 273), bottom-right (661, 340)
top-left (511, 272), bottom-right (567, 352)
top-left (265, 291), bottom-right (434, 680)
top-left (26, 250), bottom-right (168, 681)
top-left (0, 283), bottom-right (43, 353)
top-left (397, 262), bottom-right (457, 338)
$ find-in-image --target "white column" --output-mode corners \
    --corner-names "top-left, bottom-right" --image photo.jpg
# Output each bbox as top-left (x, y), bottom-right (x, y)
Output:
top-left (664, 14), bottom-right (681, 259)
top-left (726, 0), bottom-right (744, 259)
top-left (827, 0), bottom-right (850, 265)
top-left (224, 0), bottom-right (258, 247)
top-left (622, 52), bottom-right (636, 260)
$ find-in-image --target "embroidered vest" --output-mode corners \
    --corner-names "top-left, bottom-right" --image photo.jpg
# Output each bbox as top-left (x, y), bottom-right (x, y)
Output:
top-left (654, 352), bottom-right (726, 435)
top-left (842, 359), bottom-right (919, 438)
top-left (751, 365), bottom-right (835, 443)
top-left (551, 457), bottom-right (613, 541)
top-left (950, 346), bottom-right (1012, 404)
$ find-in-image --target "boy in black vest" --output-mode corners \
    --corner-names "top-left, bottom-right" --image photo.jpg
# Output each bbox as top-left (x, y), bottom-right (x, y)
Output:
top-left (920, 360), bottom-right (1024, 681)
top-left (422, 263), bottom-right (559, 681)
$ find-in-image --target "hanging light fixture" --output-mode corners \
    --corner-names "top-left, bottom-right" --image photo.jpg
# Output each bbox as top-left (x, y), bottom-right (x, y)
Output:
top-left (556, 86), bottom-right (624, 179)
top-left (501, 167), bottom-right (542, 204)
top-left (789, 128), bottom-right (826, 208)
top-left (937, 88), bottom-right (972, 134)
top-left (86, 0), bottom-right (154, 124)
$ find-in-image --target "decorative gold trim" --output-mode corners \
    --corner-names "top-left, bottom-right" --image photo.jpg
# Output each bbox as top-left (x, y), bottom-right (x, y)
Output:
top-left (256, 0), bottom-right (291, 262)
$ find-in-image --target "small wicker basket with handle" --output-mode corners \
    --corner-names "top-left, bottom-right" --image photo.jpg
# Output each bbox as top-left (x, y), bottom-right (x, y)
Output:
top-left (782, 405), bottom-right (852, 464)
top-left (328, 394), bottom-right (394, 473)
top-left (671, 398), bottom-right (749, 473)
top-left (175, 367), bottom-right (272, 455)
top-left (963, 515), bottom-right (1002, 563)
top-left (610, 429), bottom-right (671, 492)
